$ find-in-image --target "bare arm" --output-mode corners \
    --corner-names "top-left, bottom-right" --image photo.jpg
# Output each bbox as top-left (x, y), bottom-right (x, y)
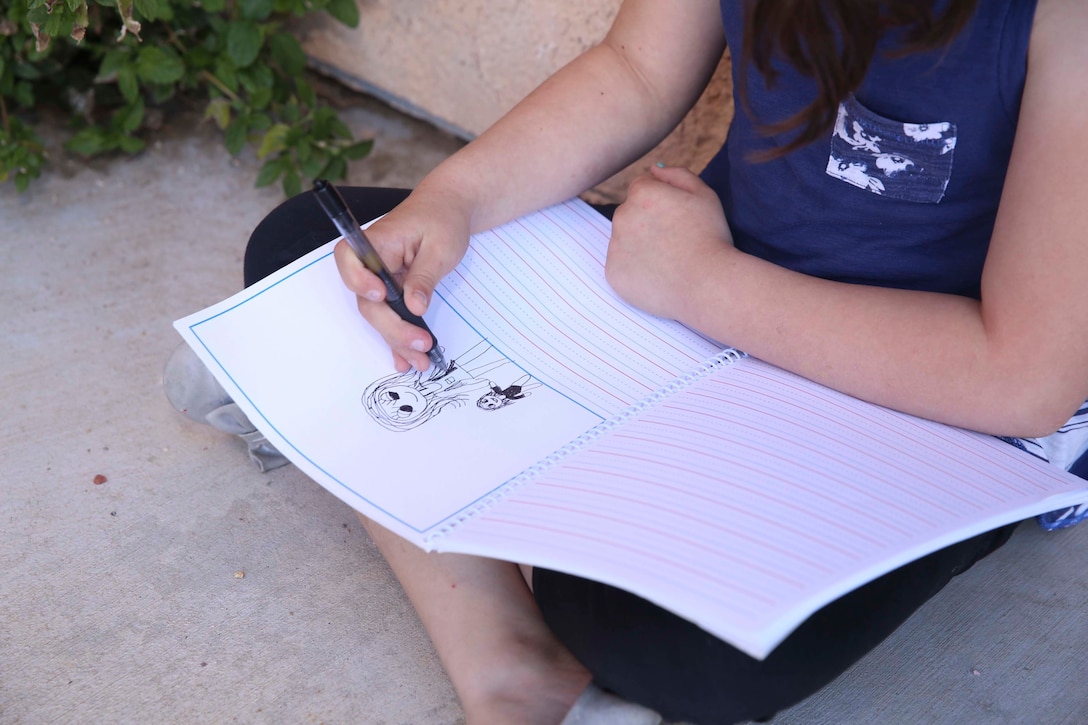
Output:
top-left (607, 0), bottom-right (1088, 438)
top-left (337, 0), bottom-right (726, 371)
top-left (420, 0), bottom-right (727, 234)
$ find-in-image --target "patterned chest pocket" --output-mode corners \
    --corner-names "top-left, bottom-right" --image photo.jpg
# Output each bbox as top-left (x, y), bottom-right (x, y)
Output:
top-left (825, 94), bottom-right (957, 204)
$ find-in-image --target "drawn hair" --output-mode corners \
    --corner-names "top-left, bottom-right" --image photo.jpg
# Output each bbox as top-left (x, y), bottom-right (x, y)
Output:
top-left (476, 393), bottom-right (513, 411)
top-left (362, 369), bottom-right (470, 432)
top-left (740, 0), bottom-right (979, 159)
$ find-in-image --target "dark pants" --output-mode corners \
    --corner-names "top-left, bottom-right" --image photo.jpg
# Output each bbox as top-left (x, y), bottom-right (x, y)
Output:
top-left (245, 187), bottom-right (1020, 725)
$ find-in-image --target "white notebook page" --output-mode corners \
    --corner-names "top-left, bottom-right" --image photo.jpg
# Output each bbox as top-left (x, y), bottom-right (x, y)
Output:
top-left (176, 197), bottom-right (1088, 660)
top-left (437, 357), bottom-right (1088, 659)
top-left (435, 200), bottom-right (721, 416)
top-left (175, 199), bottom-right (721, 540)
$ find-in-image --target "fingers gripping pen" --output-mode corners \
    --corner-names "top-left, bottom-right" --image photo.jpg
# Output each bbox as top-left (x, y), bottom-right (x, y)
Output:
top-left (313, 179), bottom-right (447, 369)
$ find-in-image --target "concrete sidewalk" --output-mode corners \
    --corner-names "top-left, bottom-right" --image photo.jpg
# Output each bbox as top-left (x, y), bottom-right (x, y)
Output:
top-left (2, 92), bottom-right (1085, 724)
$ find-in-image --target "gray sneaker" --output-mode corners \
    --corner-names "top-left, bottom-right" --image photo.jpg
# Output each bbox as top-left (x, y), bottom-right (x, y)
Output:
top-left (163, 343), bottom-right (289, 472)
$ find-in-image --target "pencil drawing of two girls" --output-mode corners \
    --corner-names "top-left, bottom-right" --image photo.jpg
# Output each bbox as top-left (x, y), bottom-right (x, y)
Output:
top-left (362, 339), bottom-right (539, 431)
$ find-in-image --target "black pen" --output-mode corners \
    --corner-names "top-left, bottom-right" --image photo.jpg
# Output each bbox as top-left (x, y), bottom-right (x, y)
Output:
top-left (312, 179), bottom-right (446, 369)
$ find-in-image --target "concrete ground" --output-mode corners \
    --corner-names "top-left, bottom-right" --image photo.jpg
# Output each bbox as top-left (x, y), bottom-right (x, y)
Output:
top-left (2, 88), bottom-right (1086, 724)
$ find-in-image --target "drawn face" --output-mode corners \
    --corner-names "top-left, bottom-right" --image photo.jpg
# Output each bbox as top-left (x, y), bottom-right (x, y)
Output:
top-left (374, 384), bottom-right (428, 423)
top-left (476, 393), bottom-right (505, 411)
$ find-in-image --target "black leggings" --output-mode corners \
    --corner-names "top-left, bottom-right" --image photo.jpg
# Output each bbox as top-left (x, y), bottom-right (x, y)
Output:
top-left (245, 186), bottom-right (1019, 725)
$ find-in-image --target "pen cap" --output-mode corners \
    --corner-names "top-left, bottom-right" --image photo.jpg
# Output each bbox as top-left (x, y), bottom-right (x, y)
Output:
top-left (313, 178), bottom-right (374, 262)
top-left (313, 178), bottom-right (350, 220)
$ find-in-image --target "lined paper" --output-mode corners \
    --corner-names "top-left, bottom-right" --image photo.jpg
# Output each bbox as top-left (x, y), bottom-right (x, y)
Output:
top-left (438, 357), bottom-right (1088, 658)
top-left (436, 202), bottom-right (721, 417)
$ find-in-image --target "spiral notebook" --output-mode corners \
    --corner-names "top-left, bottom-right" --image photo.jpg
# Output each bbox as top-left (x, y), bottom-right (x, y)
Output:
top-left (175, 198), bottom-right (1088, 659)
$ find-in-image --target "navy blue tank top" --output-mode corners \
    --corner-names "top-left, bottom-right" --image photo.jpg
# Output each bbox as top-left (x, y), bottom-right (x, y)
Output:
top-left (701, 0), bottom-right (1038, 299)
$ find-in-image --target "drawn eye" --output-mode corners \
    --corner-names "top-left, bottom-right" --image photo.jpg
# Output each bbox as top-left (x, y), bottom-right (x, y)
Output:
top-left (388, 391), bottom-right (400, 401)
top-left (399, 405), bottom-right (414, 413)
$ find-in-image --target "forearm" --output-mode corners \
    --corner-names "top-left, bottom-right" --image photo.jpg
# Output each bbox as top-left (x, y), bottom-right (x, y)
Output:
top-left (420, 47), bottom-right (665, 232)
top-left (416, 1), bottom-right (726, 233)
top-left (692, 249), bottom-right (1079, 438)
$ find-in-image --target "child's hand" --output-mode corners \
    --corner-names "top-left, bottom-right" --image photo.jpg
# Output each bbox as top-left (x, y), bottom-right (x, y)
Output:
top-left (606, 165), bottom-right (735, 322)
top-left (334, 187), bottom-right (472, 372)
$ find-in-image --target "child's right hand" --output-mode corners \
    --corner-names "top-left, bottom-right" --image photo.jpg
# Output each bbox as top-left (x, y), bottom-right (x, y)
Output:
top-left (334, 186), bottom-right (473, 372)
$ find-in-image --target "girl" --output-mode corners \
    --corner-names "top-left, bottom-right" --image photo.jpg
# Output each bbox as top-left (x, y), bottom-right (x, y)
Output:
top-left (361, 339), bottom-right (525, 431)
top-left (241, 0), bottom-right (1088, 722)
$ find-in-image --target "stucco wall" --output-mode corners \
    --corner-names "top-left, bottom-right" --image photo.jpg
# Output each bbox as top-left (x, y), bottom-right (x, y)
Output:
top-left (297, 0), bottom-right (732, 202)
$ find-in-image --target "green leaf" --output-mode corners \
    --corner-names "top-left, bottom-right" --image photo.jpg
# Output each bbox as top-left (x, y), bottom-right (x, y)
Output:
top-left (247, 112), bottom-right (272, 133)
top-left (117, 64), bottom-right (139, 102)
top-left (257, 123), bottom-right (289, 159)
top-left (248, 86), bottom-right (272, 110)
top-left (284, 125), bottom-right (305, 146)
top-left (255, 156), bottom-right (283, 187)
top-left (205, 97), bottom-right (232, 130)
top-left (329, 116), bottom-right (352, 140)
top-left (225, 120), bottom-right (247, 156)
top-left (226, 20), bottom-right (262, 68)
top-left (271, 0), bottom-right (300, 13)
top-left (325, 0), bottom-right (359, 28)
top-left (66, 127), bottom-right (109, 157)
top-left (299, 149), bottom-right (327, 179)
top-left (43, 10), bottom-right (69, 38)
top-left (281, 168), bottom-right (301, 198)
top-left (135, 46), bottom-right (184, 85)
top-left (26, 6), bottom-right (47, 27)
top-left (311, 106), bottom-right (335, 138)
top-left (238, 63), bottom-right (273, 93)
top-left (294, 80), bottom-right (314, 109)
top-left (118, 135), bottom-right (146, 153)
top-left (114, 98), bottom-right (144, 134)
top-left (268, 32), bottom-right (305, 76)
top-left (14, 82), bottom-right (34, 109)
top-left (342, 139), bottom-right (373, 161)
top-left (213, 58), bottom-right (239, 94)
top-left (185, 46), bottom-right (215, 71)
top-left (202, 0), bottom-right (226, 12)
top-left (14, 62), bottom-right (43, 81)
top-left (133, 0), bottom-right (161, 21)
top-left (97, 49), bottom-right (128, 79)
top-left (240, 0), bottom-right (274, 21)
top-left (148, 82), bottom-right (177, 104)
top-left (281, 99), bottom-right (300, 125)
top-left (325, 154), bottom-right (347, 181)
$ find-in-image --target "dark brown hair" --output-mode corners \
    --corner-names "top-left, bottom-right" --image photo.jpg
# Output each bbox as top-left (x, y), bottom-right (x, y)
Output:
top-left (740, 0), bottom-right (979, 158)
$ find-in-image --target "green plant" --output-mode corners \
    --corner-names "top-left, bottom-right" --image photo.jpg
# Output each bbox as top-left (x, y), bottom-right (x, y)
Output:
top-left (0, 0), bottom-right (373, 195)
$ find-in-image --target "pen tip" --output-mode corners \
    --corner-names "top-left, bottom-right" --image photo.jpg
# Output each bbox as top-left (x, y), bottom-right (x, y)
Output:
top-left (429, 347), bottom-right (447, 370)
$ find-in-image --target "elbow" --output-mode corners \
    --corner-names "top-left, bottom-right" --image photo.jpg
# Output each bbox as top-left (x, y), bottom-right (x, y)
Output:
top-left (993, 382), bottom-right (1086, 440)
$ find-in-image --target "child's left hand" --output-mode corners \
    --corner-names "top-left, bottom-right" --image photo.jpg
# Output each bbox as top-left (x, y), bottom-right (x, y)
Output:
top-left (606, 164), bottom-right (736, 322)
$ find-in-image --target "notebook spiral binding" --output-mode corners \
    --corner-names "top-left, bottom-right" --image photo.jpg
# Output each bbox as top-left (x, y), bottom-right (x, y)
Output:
top-left (423, 347), bottom-right (747, 544)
